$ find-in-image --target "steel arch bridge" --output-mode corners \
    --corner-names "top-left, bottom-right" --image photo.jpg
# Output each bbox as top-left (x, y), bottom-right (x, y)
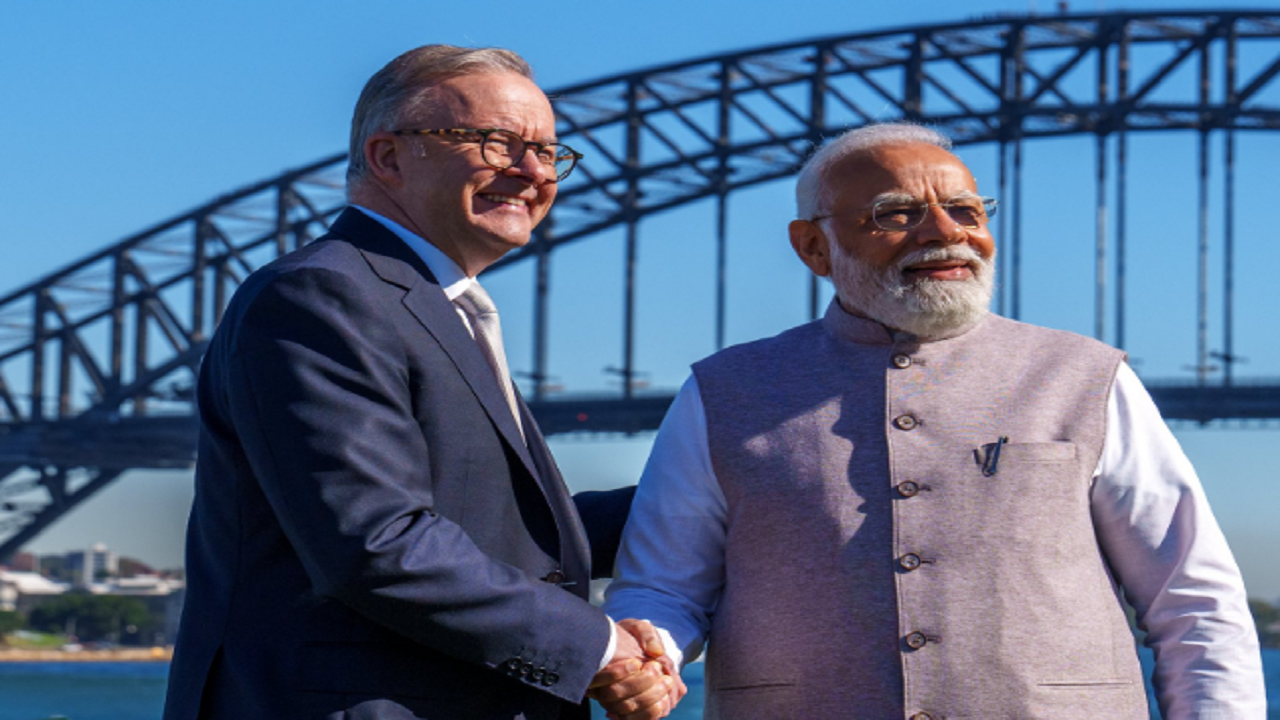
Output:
top-left (4, 8), bottom-right (1280, 559)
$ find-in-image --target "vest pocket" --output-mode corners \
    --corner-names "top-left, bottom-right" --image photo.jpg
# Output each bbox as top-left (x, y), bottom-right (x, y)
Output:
top-left (973, 440), bottom-right (1077, 466)
top-left (1030, 679), bottom-right (1148, 718)
top-left (707, 680), bottom-right (800, 720)
top-left (1037, 678), bottom-right (1136, 686)
top-left (712, 679), bottom-right (797, 691)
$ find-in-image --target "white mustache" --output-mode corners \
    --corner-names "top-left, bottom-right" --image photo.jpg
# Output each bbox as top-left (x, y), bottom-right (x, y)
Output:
top-left (895, 245), bottom-right (989, 272)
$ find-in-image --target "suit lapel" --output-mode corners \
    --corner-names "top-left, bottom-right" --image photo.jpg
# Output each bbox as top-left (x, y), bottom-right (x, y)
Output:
top-left (516, 389), bottom-right (593, 595)
top-left (325, 209), bottom-right (594, 585)
top-left (325, 210), bottom-right (540, 478)
top-left (400, 282), bottom-right (541, 472)
top-left (397, 274), bottom-right (592, 587)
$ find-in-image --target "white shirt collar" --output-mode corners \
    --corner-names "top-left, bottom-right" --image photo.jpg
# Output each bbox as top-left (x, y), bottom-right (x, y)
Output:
top-left (351, 205), bottom-right (477, 301)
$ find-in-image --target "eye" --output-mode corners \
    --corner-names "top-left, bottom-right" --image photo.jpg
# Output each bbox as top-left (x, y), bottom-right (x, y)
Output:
top-left (873, 203), bottom-right (924, 229)
top-left (945, 202), bottom-right (986, 227)
top-left (534, 145), bottom-right (558, 163)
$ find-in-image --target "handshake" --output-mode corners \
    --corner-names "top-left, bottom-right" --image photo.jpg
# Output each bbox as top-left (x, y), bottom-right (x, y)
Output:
top-left (587, 618), bottom-right (688, 720)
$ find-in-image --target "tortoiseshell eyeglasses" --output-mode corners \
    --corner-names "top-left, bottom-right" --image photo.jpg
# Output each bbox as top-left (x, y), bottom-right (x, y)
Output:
top-left (393, 127), bottom-right (583, 181)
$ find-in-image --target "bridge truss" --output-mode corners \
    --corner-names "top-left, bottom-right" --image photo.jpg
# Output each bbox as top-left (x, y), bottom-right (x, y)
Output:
top-left (4, 9), bottom-right (1280, 558)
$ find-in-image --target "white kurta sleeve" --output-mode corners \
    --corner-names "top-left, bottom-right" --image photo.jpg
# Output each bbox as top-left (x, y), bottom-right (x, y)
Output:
top-left (603, 375), bottom-right (727, 668)
top-left (1093, 362), bottom-right (1266, 719)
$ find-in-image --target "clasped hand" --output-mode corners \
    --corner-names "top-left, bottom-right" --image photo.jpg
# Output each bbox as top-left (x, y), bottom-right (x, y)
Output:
top-left (587, 618), bottom-right (687, 720)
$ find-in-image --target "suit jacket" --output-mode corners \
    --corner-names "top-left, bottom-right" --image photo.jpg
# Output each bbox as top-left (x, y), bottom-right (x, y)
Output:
top-left (163, 209), bottom-right (622, 720)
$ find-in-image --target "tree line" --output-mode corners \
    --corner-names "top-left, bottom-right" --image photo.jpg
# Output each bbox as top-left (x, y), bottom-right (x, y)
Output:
top-left (2, 593), bottom-right (1279, 649)
top-left (1, 591), bottom-right (161, 646)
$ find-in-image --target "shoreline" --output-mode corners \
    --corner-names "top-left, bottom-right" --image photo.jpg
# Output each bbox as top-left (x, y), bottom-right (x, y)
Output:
top-left (0, 647), bottom-right (172, 662)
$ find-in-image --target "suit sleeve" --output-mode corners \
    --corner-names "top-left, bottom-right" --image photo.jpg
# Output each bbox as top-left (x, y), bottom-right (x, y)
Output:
top-left (218, 264), bottom-right (610, 702)
top-left (572, 486), bottom-right (637, 579)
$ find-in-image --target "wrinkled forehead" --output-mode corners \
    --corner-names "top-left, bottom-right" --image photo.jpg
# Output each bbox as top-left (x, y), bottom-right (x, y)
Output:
top-left (827, 142), bottom-right (979, 202)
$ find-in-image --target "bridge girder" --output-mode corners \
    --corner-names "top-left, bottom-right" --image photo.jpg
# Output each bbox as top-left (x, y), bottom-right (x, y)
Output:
top-left (5, 9), bottom-right (1280, 559)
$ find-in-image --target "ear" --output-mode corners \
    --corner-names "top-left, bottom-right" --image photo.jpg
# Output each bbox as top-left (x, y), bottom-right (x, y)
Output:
top-left (364, 132), bottom-right (406, 188)
top-left (789, 219), bottom-right (832, 278)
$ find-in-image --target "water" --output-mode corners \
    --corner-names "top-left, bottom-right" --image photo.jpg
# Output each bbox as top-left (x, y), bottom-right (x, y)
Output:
top-left (0, 650), bottom-right (1275, 719)
top-left (0, 662), bottom-right (168, 720)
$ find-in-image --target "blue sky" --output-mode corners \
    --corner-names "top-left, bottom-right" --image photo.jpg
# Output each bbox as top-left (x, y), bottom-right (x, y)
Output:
top-left (2, 0), bottom-right (1279, 599)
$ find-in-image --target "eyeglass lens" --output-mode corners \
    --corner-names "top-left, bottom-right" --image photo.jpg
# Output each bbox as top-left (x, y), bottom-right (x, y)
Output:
top-left (481, 129), bottom-right (577, 179)
top-left (872, 199), bottom-right (996, 230)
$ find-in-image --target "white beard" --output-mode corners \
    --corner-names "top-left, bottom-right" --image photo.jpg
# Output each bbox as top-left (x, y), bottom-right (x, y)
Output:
top-left (829, 242), bottom-right (995, 339)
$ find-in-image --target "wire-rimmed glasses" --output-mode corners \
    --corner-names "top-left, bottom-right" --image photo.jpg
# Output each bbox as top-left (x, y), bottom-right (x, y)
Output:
top-left (812, 196), bottom-right (998, 231)
top-left (393, 127), bottom-right (583, 181)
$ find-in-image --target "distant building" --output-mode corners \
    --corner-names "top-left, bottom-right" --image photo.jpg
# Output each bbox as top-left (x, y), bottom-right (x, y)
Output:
top-left (7, 551), bottom-right (38, 573)
top-left (65, 543), bottom-right (118, 587)
top-left (3, 543), bottom-right (185, 644)
top-left (0, 570), bottom-right (68, 614)
top-left (98, 574), bottom-right (186, 645)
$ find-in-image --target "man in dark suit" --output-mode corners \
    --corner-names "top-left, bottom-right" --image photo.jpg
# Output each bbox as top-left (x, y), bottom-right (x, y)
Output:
top-left (163, 45), bottom-right (681, 720)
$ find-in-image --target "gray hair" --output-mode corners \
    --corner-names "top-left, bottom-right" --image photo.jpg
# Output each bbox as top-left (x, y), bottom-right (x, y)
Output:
top-left (795, 123), bottom-right (953, 220)
top-left (347, 44), bottom-right (534, 185)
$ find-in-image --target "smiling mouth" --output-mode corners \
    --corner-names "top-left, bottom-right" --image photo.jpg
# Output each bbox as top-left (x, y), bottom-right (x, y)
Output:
top-left (902, 260), bottom-right (974, 280)
top-left (480, 194), bottom-right (528, 208)
top-left (906, 260), bottom-right (969, 271)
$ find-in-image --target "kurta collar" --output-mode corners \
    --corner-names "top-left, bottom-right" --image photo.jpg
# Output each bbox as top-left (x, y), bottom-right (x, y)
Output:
top-left (820, 297), bottom-right (991, 346)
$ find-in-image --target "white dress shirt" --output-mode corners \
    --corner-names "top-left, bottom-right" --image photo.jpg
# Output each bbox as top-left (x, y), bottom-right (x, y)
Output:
top-left (605, 362), bottom-right (1266, 718)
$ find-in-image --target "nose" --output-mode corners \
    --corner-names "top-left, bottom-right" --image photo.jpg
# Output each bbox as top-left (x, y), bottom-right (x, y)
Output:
top-left (913, 204), bottom-right (968, 245)
top-left (505, 146), bottom-right (552, 185)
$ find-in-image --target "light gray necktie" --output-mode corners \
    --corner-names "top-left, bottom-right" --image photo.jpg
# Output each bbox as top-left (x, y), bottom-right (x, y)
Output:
top-left (455, 282), bottom-right (525, 441)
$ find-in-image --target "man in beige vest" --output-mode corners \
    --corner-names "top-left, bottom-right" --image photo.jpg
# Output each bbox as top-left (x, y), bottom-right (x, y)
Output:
top-left (604, 123), bottom-right (1265, 719)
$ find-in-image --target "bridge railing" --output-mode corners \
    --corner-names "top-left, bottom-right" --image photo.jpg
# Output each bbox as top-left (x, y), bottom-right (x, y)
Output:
top-left (0, 154), bottom-right (349, 426)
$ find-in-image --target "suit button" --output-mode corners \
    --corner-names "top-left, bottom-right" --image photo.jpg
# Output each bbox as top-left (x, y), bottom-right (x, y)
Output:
top-left (899, 553), bottom-right (922, 571)
top-left (892, 353), bottom-right (912, 369)
top-left (543, 570), bottom-right (566, 584)
top-left (897, 481), bottom-right (921, 498)
top-left (530, 667), bottom-right (545, 682)
top-left (504, 658), bottom-right (522, 673)
top-left (520, 662), bottom-right (534, 676)
top-left (910, 714), bottom-right (933, 720)
top-left (543, 671), bottom-right (560, 686)
top-left (893, 414), bottom-right (918, 431)
top-left (905, 631), bottom-right (928, 649)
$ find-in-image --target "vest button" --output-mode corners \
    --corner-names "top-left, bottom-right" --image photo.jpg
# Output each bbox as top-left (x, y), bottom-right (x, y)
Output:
top-left (542, 570), bottom-right (566, 584)
top-left (897, 481), bottom-right (921, 497)
top-left (910, 714), bottom-right (934, 720)
top-left (892, 353), bottom-right (913, 369)
top-left (899, 553), bottom-right (922, 570)
top-left (905, 631), bottom-right (928, 649)
top-left (893, 414), bottom-right (918, 430)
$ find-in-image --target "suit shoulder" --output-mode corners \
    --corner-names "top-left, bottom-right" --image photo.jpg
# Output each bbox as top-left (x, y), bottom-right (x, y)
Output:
top-left (239, 237), bottom-right (368, 292)
top-left (230, 238), bottom-right (377, 308)
top-left (212, 238), bottom-right (395, 357)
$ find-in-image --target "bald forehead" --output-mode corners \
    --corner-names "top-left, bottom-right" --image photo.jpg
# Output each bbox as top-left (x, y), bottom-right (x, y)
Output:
top-left (822, 141), bottom-right (979, 205)
top-left (414, 72), bottom-right (554, 129)
top-left (835, 142), bottom-right (973, 183)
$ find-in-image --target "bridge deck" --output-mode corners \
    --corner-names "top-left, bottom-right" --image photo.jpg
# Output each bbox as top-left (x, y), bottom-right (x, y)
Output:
top-left (2, 381), bottom-right (1274, 472)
